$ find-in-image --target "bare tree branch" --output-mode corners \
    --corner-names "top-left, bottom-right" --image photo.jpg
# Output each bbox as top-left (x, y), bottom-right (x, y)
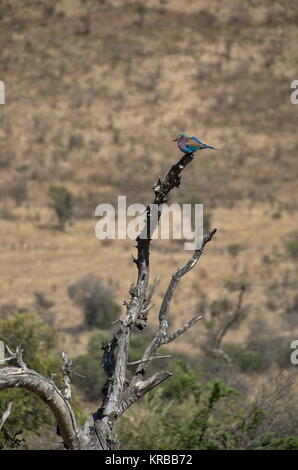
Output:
top-left (127, 354), bottom-right (171, 366)
top-left (134, 228), bottom-right (217, 376)
top-left (213, 284), bottom-right (246, 349)
top-left (135, 275), bottom-right (160, 330)
top-left (0, 401), bottom-right (13, 432)
top-left (143, 276), bottom-right (160, 311)
top-left (203, 284), bottom-right (247, 363)
top-left (209, 348), bottom-right (232, 364)
top-left (0, 367), bottom-right (80, 449)
top-left (1, 345), bottom-right (27, 369)
top-left (119, 371), bottom-right (173, 416)
top-left (166, 314), bottom-right (203, 344)
top-left (61, 352), bottom-right (72, 402)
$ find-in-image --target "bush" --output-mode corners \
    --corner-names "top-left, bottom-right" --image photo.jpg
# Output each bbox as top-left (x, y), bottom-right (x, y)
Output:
top-left (117, 361), bottom-right (298, 450)
top-left (156, 360), bottom-right (202, 403)
top-left (34, 291), bottom-right (54, 310)
top-left (135, 3), bottom-right (148, 27)
top-left (72, 329), bottom-right (110, 401)
top-left (223, 333), bottom-right (293, 373)
top-left (48, 185), bottom-right (73, 231)
top-left (0, 312), bottom-right (61, 449)
top-left (68, 274), bottom-right (120, 329)
top-left (0, 311), bottom-right (58, 373)
top-left (34, 292), bottom-right (55, 326)
top-left (223, 343), bottom-right (268, 372)
top-left (210, 296), bottom-right (233, 318)
top-left (287, 294), bottom-right (298, 316)
top-left (9, 177), bottom-right (28, 206)
top-left (246, 335), bottom-right (293, 370)
top-left (284, 231), bottom-right (298, 259)
top-left (227, 243), bottom-right (244, 258)
top-left (68, 133), bottom-right (84, 150)
top-left (116, 362), bottom-right (240, 450)
top-left (72, 329), bottom-right (171, 401)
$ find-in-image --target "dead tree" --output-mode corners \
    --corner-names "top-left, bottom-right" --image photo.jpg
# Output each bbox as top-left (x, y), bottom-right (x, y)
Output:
top-left (203, 284), bottom-right (247, 363)
top-left (0, 152), bottom-right (217, 450)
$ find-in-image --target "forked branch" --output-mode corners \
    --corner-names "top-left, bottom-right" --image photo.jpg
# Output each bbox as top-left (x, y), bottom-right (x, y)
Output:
top-left (132, 228), bottom-right (217, 379)
top-left (0, 401), bottom-right (13, 432)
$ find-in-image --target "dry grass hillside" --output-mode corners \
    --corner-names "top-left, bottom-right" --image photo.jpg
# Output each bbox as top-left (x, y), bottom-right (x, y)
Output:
top-left (0, 0), bottom-right (298, 360)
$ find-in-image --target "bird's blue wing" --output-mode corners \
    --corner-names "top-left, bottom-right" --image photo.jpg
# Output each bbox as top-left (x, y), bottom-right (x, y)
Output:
top-left (185, 137), bottom-right (206, 151)
top-left (190, 136), bottom-right (205, 146)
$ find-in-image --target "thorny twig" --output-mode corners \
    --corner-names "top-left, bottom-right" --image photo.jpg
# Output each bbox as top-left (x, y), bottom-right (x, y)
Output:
top-left (61, 352), bottom-right (72, 402)
top-left (0, 401), bottom-right (13, 432)
top-left (0, 345), bottom-right (27, 369)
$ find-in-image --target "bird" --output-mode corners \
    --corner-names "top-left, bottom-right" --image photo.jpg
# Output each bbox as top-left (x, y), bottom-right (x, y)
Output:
top-left (173, 134), bottom-right (215, 154)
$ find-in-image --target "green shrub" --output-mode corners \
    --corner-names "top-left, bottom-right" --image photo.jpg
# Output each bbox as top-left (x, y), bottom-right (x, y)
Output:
top-left (223, 343), bottom-right (268, 372)
top-left (48, 185), bottom-right (73, 231)
top-left (237, 350), bottom-right (266, 372)
top-left (0, 312), bottom-right (61, 448)
top-left (157, 360), bottom-right (202, 402)
top-left (135, 2), bottom-right (148, 27)
top-left (258, 436), bottom-right (298, 450)
top-left (210, 296), bottom-right (233, 318)
top-left (246, 335), bottom-right (293, 370)
top-left (68, 274), bottom-right (120, 329)
top-left (227, 243), bottom-right (244, 258)
top-left (9, 177), bottom-right (28, 206)
top-left (117, 361), bottom-right (298, 450)
top-left (0, 311), bottom-right (58, 373)
top-left (287, 294), bottom-right (298, 315)
top-left (34, 291), bottom-right (54, 310)
top-left (72, 329), bottom-right (171, 401)
top-left (284, 232), bottom-right (298, 258)
top-left (68, 133), bottom-right (84, 150)
top-left (72, 330), bottom-right (110, 401)
top-left (117, 363), bottom-right (240, 450)
top-left (223, 334), bottom-right (293, 373)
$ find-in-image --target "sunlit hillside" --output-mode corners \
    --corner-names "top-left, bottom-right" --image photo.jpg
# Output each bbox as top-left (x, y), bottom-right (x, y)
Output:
top-left (0, 0), bottom-right (298, 450)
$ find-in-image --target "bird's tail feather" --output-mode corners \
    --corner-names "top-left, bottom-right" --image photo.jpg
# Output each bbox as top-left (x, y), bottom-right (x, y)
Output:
top-left (208, 146), bottom-right (228, 150)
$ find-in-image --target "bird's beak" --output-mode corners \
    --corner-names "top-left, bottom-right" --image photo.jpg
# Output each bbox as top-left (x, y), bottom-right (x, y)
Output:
top-left (173, 137), bottom-right (178, 142)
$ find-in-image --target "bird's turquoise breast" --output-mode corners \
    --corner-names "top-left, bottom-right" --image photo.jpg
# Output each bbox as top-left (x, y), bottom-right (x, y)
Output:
top-left (185, 145), bottom-right (200, 152)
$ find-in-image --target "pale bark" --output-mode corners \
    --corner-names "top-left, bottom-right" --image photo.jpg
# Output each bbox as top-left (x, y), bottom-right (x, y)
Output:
top-left (0, 367), bottom-right (80, 449)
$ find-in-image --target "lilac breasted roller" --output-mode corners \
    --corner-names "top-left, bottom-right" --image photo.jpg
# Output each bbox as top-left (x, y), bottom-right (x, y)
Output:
top-left (173, 133), bottom-right (215, 154)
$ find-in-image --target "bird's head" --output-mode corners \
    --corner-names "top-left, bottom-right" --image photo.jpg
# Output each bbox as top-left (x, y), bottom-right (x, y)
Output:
top-left (173, 133), bottom-right (188, 142)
